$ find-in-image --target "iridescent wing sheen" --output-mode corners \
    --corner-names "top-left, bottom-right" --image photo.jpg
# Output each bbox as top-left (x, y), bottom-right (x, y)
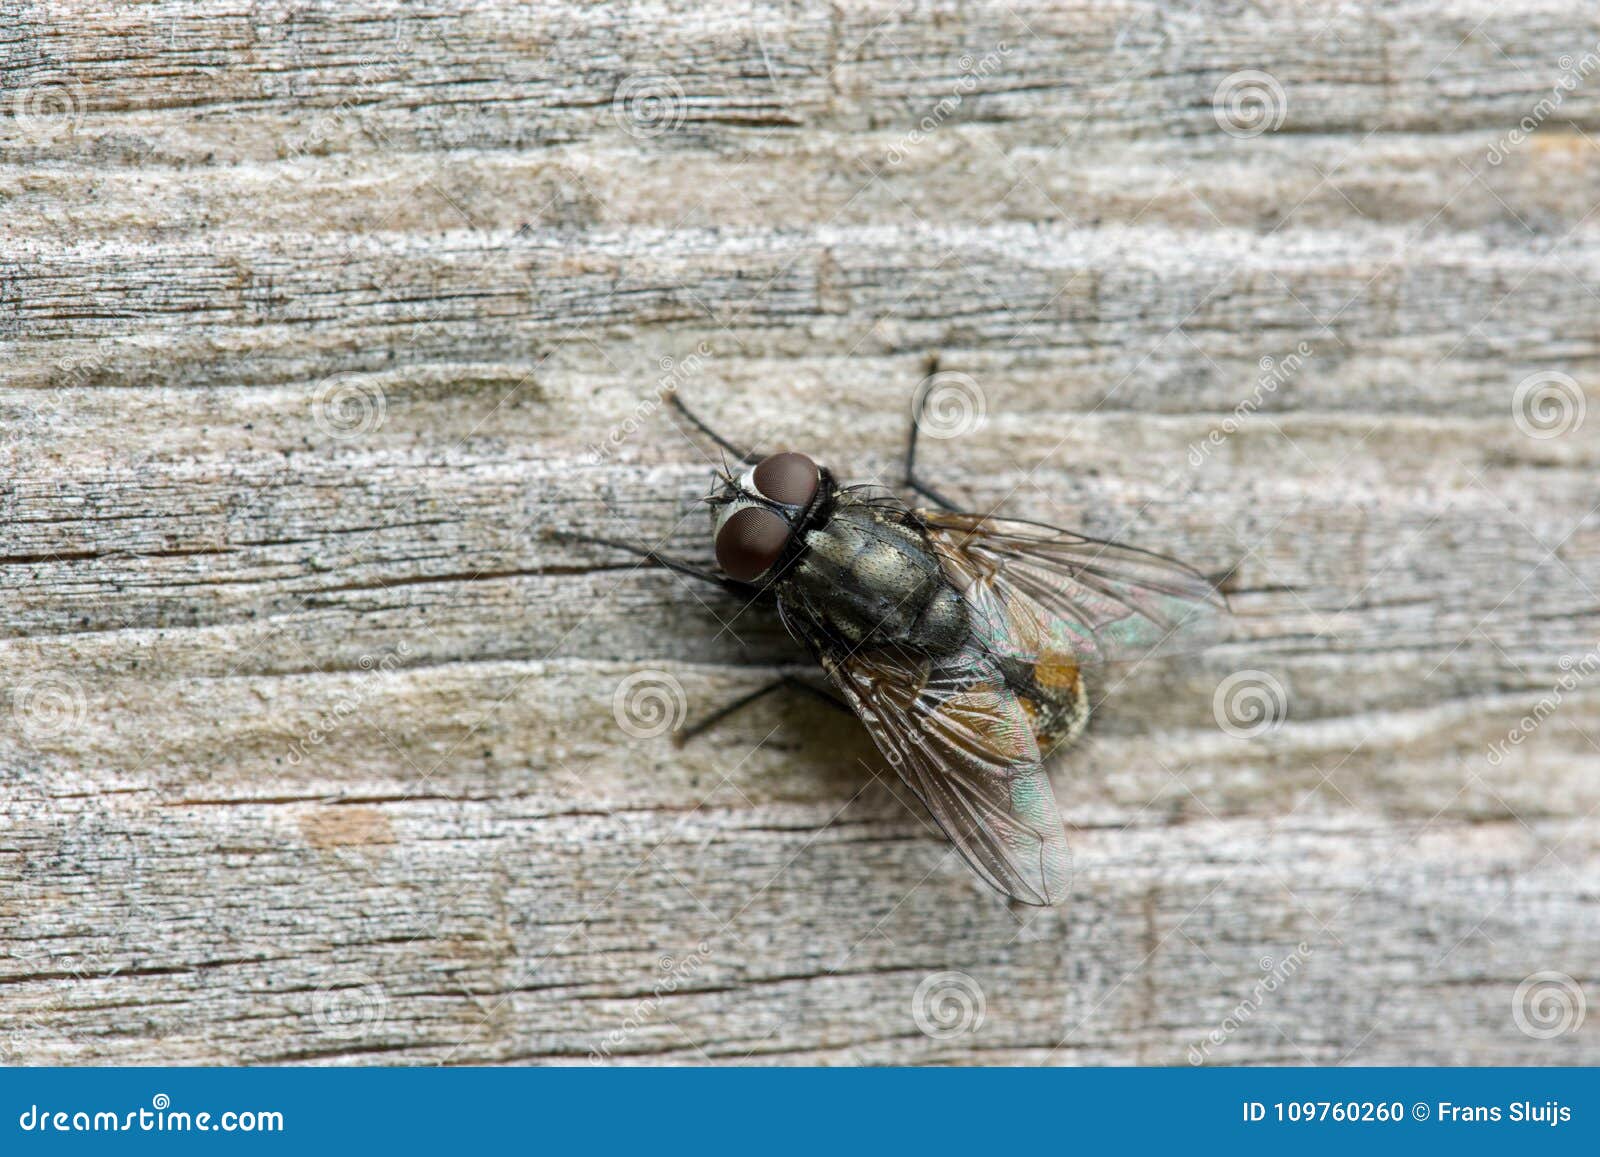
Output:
top-left (817, 634), bottom-right (1072, 907)
top-left (918, 511), bottom-right (1227, 669)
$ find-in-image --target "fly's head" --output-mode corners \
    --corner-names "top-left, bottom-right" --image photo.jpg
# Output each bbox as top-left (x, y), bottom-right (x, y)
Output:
top-left (707, 452), bottom-right (833, 583)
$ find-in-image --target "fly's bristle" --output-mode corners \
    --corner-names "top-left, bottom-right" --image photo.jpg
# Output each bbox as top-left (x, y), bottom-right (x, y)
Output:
top-left (701, 466), bottom-right (738, 507)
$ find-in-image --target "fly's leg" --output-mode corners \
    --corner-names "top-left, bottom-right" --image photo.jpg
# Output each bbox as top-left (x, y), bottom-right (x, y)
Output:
top-left (667, 394), bottom-right (762, 465)
top-left (905, 353), bottom-right (962, 512)
top-left (545, 530), bottom-right (754, 597)
top-left (676, 674), bottom-right (851, 745)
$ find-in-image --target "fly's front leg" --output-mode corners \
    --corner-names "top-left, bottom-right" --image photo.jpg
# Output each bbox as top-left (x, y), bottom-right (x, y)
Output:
top-left (544, 529), bottom-right (755, 598)
top-left (667, 394), bottom-right (762, 465)
top-left (676, 674), bottom-right (851, 745)
top-left (905, 353), bottom-right (962, 512)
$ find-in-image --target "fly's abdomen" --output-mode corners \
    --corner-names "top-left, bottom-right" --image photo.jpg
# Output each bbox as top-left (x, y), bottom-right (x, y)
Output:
top-left (996, 632), bottom-right (1091, 756)
top-left (783, 507), bottom-right (968, 654)
top-left (1016, 665), bottom-right (1089, 756)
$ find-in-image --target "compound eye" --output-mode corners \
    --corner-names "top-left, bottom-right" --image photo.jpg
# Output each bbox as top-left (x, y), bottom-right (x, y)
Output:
top-left (752, 452), bottom-right (818, 507)
top-left (715, 507), bottom-right (792, 582)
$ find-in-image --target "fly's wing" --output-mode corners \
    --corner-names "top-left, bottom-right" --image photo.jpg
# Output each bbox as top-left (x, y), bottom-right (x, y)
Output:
top-left (817, 637), bottom-right (1072, 906)
top-left (919, 511), bottom-right (1227, 668)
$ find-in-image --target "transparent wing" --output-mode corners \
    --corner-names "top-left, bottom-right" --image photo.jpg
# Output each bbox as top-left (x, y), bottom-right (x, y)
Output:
top-left (819, 638), bottom-right (1072, 907)
top-left (920, 511), bottom-right (1227, 668)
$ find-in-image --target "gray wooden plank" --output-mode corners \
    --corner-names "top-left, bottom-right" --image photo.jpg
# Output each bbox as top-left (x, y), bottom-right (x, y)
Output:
top-left (2, 0), bottom-right (1596, 1065)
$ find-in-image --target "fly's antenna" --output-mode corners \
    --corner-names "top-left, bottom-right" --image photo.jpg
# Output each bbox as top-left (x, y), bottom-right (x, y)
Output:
top-left (703, 455), bottom-right (739, 507)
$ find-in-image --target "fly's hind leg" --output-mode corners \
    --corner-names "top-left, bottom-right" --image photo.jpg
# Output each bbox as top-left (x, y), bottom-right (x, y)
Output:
top-left (904, 353), bottom-right (962, 512)
top-left (676, 674), bottom-right (851, 745)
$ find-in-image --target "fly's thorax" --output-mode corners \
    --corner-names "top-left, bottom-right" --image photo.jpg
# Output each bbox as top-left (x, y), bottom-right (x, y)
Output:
top-left (781, 504), bottom-right (968, 654)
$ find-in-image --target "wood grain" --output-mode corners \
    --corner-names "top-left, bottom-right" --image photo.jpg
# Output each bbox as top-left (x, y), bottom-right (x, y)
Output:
top-left (2, 0), bottom-right (1596, 1065)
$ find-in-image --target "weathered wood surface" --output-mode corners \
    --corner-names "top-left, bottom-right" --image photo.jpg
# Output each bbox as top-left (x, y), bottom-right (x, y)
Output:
top-left (2, 1), bottom-right (1597, 1065)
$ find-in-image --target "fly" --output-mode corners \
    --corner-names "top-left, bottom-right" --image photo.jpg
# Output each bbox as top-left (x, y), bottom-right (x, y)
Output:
top-left (561, 360), bottom-right (1227, 906)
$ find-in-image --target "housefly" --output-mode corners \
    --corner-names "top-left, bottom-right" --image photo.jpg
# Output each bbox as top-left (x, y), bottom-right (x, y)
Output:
top-left (564, 363), bottom-right (1226, 905)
